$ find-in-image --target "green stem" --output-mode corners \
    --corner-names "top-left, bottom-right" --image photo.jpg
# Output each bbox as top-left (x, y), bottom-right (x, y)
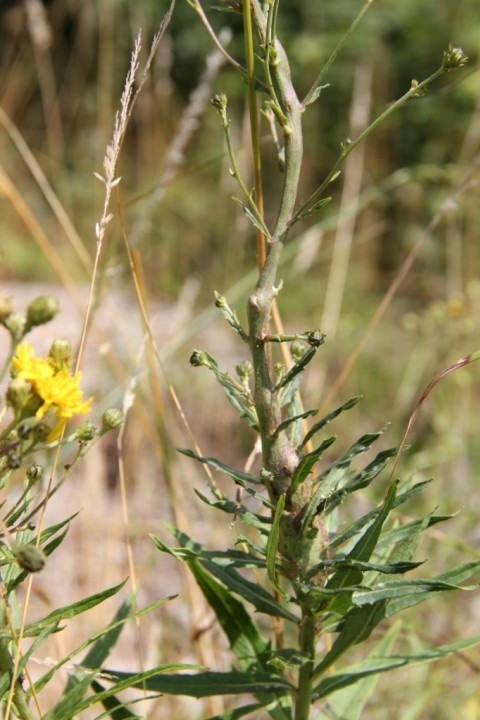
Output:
top-left (0, 640), bottom-right (36, 720)
top-left (294, 67), bottom-right (445, 222)
top-left (294, 613), bottom-right (315, 720)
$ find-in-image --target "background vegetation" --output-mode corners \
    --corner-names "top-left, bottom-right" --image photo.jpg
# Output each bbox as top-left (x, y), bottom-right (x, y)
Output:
top-left (0, 0), bottom-right (479, 717)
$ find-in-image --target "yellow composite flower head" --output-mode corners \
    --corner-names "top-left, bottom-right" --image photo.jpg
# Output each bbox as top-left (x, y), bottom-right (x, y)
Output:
top-left (12, 341), bottom-right (92, 421)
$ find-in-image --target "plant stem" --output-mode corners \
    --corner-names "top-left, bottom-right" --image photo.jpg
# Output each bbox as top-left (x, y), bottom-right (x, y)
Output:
top-left (295, 612), bottom-right (315, 720)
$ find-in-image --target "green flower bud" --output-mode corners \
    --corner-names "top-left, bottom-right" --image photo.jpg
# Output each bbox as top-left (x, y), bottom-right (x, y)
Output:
top-left (26, 463), bottom-right (44, 483)
top-left (4, 313), bottom-right (25, 339)
top-left (0, 296), bottom-right (13, 324)
top-left (6, 453), bottom-right (21, 469)
top-left (210, 93), bottom-right (228, 112)
top-left (48, 339), bottom-right (73, 371)
top-left (101, 408), bottom-right (123, 431)
top-left (6, 378), bottom-right (31, 410)
top-left (75, 421), bottom-right (97, 444)
top-left (214, 292), bottom-right (227, 309)
top-left (12, 543), bottom-right (46, 573)
top-left (442, 44), bottom-right (468, 71)
top-left (17, 423), bottom-right (32, 440)
top-left (190, 350), bottom-right (209, 367)
top-left (290, 341), bottom-right (306, 362)
top-left (236, 360), bottom-right (253, 380)
top-left (306, 330), bottom-right (325, 348)
top-left (25, 295), bottom-right (59, 330)
top-left (33, 423), bottom-right (51, 442)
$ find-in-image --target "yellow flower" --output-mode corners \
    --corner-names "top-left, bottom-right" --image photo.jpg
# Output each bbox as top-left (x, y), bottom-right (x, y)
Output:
top-left (12, 342), bottom-right (92, 422)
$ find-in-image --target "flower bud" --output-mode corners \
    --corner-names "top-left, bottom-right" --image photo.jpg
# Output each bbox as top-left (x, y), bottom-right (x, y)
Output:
top-left (0, 296), bottom-right (13, 324)
top-left (6, 378), bottom-right (31, 411)
top-left (290, 341), bottom-right (306, 362)
top-left (48, 339), bottom-right (73, 371)
top-left (236, 360), bottom-right (253, 380)
top-left (210, 93), bottom-right (228, 112)
top-left (26, 463), bottom-right (44, 483)
top-left (4, 313), bottom-right (25, 339)
top-left (442, 44), bottom-right (468, 71)
top-left (75, 421), bottom-right (97, 444)
top-left (6, 453), bottom-right (21, 469)
top-left (190, 350), bottom-right (209, 367)
top-left (33, 422), bottom-right (51, 442)
top-left (101, 408), bottom-right (123, 431)
top-left (25, 295), bottom-right (59, 329)
top-left (17, 423), bottom-right (32, 440)
top-left (12, 543), bottom-right (46, 573)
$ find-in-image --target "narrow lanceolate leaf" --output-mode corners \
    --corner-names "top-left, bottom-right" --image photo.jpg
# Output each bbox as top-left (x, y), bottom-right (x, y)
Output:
top-left (194, 490), bottom-right (272, 534)
top-left (98, 668), bottom-right (294, 697)
top-left (330, 479), bottom-right (431, 550)
top-left (313, 601), bottom-right (387, 676)
top-left (23, 580), bottom-right (127, 633)
top-left (300, 396), bottom-right (361, 449)
top-left (316, 430), bottom-right (386, 492)
top-left (90, 680), bottom-right (141, 719)
top-left (326, 623), bottom-right (402, 720)
top-left (325, 482), bottom-right (398, 614)
top-left (323, 447), bottom-right (398, 516)
top-left (352, 578), bottom-right (468, 606)
top-left (275, 347), bottom-right (319, 391)
top-left (206, 699), bottom-right (285, 720)
top-left (189, 560), bottom-right (269, 662)
top-left (314, 559), bottom-right (424, 576)
top-left (157, 526), bottom-right (298, 622)
top-left (178, 449), bottom-right (263, 486)
top-left (386, 560), bottom-right (480, 617)
top-left (275, 409), bottom-right (318, 437)
top-left (266, 494), bottom-right (287, 597)
top-left (203, 560), bottom-right (298, 623)
top-left (313, 635), bottom-right (480, 700)
top-left (292, 436), bottom-right (336, 496)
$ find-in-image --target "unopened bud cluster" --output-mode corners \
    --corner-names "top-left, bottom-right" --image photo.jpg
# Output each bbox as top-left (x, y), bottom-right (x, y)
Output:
top-left (442, 44), bottom-right (468, 71)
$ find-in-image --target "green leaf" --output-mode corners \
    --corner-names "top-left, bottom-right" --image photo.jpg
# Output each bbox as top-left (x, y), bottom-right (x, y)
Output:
top-left (323, 448), bottom-right (398, 516)
top-left (266, 494), bottom-right (286, 597)
top-left (314, 559), bottom-right (424, 576)
top-left (157, 526), bottom-right (298, 622)
top-left (316, 430), bottom-right (387, 494)
top-left (325, 482), bottom-right (398, 614)
top-left (292, 436), bottom-right (336, 496)
top-left (35, 598), bottom-right (173, 694)
top-left (353, 578), bottom-right (467, 606)
top-left (232, 197), bottom-right (270, 237)
top-left (318, 601), bottom-right (388, 675)
top-left (202, 560), bottom-right (298, 623)
top-left (152, 537), bottom-right (265, 570)
top-left (313, 635), bottom-right (480, 700)
top-left (206, 700), bottom-right (285, 720)
top-left (266, 649), bottom-right (311, 670)
top-left (179, 449), bottom-right (268, 491)
top-left (90, 680), bottom-right (141, 719)
top-left (326, 623), bottom-right (402, 719)
top-left (300, 396), bottom-right (361, 449)
top-left (23, 580), bottom-right (127, 634)
top-left (386, 560), bottom-right (480, 617)
top-left (275, 409), bottom-right (318, 437)
top-left (275, 347), bottom-right (319, 391)
top-left (330, 480), bottom-right (431, 550)
top-left (99, 668), bottom-right (294, 697)
top-left (189, 560), bottom-right (269, 662)
top-left (194, 491), bottom-right (272, 534)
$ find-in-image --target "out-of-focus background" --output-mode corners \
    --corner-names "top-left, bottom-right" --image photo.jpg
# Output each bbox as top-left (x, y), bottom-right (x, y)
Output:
top-left (0, 0), bottom-right (479, 717)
